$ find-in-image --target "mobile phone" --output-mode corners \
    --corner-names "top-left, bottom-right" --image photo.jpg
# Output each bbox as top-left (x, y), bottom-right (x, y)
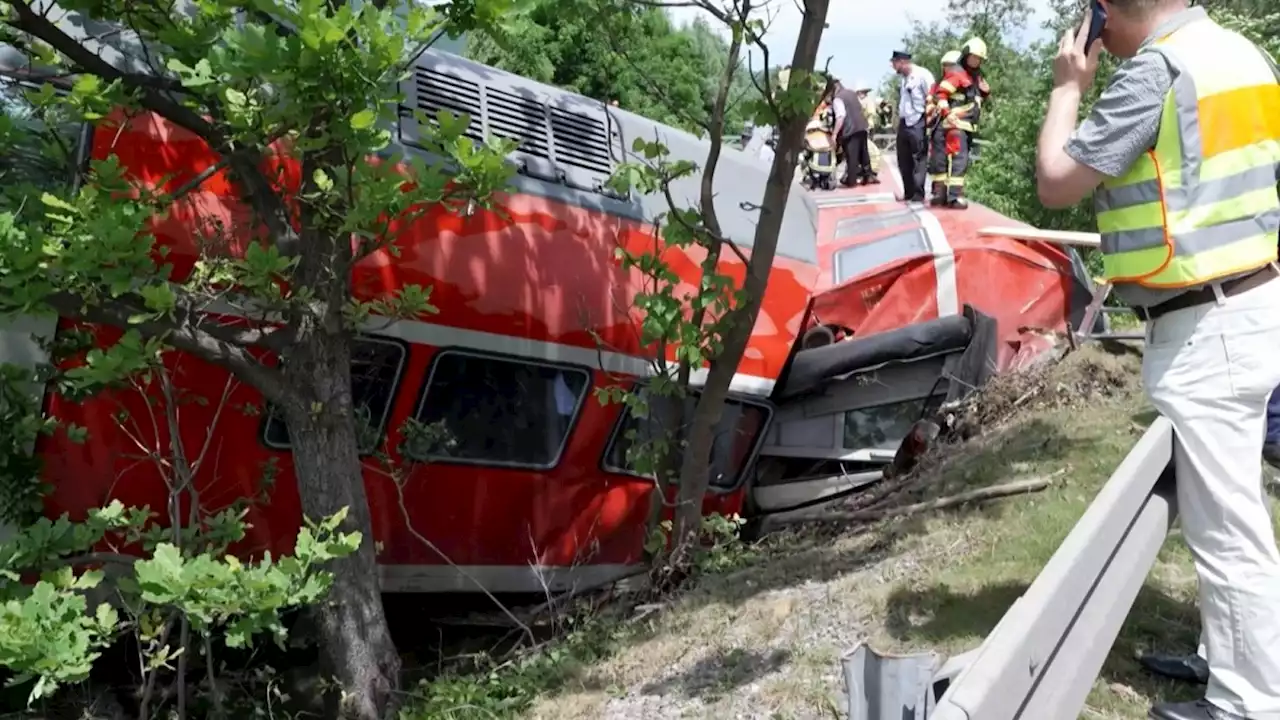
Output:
top-left (1084, 0), bottom-right (1108, 53)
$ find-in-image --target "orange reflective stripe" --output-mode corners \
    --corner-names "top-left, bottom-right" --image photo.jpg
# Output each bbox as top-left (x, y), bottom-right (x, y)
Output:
top-left (1198, 83), bottom-right (1280, 158)
top-left (938, 81), bottom-right (957, 94)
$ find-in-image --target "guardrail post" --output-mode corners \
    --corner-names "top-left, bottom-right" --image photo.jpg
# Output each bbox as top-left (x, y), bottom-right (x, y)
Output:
top-left (842, 643), bottom-right (942, 720)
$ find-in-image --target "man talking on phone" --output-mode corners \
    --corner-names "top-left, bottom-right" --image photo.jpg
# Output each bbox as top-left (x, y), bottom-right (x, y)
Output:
top-left (1035, 1), bottom-right (1280, 719)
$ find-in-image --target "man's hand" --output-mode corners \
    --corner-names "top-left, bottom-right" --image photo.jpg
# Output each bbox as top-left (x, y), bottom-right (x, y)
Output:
top-left (1053, 12), bottom-right (1104, 92)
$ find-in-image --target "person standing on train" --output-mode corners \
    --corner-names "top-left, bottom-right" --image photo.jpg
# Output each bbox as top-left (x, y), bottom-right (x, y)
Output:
top-left (831, 78), bottom-right (876, 186)
top-left (928, 38), bottom-right (990, 209)
top-left (891, 50), bottom-right (934, 203)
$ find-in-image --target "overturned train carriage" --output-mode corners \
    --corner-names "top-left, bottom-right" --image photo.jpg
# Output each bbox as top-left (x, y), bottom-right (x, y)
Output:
top-left (752, 306), bottom-right (1000, 518)
top-left (2, 21), bottom-right (820, 594)
top-left (3, 8), bottom-right (1101, 595)
top-left (749, 184), bottom-right (1098, 518)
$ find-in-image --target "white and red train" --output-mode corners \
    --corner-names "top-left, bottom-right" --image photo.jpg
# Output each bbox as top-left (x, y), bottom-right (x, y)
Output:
top-left (1, 28), bottom-right (1094, 594)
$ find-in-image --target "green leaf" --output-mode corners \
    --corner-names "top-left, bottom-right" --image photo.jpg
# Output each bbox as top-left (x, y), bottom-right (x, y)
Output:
top-left (350, 109), bottom-right (377, 130)
top-left (39, 193), bottom-right (77, 213)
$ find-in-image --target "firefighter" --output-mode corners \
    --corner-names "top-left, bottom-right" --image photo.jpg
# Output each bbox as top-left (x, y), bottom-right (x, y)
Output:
top-left (925, 51), bottom-right (961, 130)
top-left (876, 97), bottom-right (892, 129)
top-left (939, 49), bottom-right (961, 86)
top-left (857, 82), bottom-right (878, 131)
top-left (927, 37), bottom-right (990, 209)
top-left (855, 82), bottom-right (885, 179)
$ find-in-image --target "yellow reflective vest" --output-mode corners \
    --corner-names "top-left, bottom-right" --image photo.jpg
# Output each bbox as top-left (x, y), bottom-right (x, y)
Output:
top-left (1096, 16), bottom-right (1280, 288)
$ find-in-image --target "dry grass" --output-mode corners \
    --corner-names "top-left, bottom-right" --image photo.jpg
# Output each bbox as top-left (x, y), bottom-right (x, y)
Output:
top-left (523, 344), bottom-right (1265, 719)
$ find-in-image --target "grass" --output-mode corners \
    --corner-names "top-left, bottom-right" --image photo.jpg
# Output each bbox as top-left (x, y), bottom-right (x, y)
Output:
top-left (418, 344), bottom-right (1262, 719)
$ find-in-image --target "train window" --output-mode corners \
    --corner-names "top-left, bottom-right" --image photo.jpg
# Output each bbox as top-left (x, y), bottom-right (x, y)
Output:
top-left (833, 209), bottom-right (918, 240)
top-left (843, 394), bottom-right (946, 451)
top-left (604, 388), bottom-right (770, 490)
top-left (833, 227), bottom-right (931, 285)
top-left (261, 337), bottom-right (407, 454)
top-left (403, 352), bottom-right (590, 468)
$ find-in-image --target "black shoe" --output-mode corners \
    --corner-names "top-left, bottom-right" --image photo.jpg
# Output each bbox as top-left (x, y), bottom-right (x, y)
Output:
top-left (948, 197), bottom-right (969, 209)
top-left (1263, 442), bottom-right (1280, 470)
top-left (1139, 652), bottom-right (1209, 684)
top-left (1149, 700), bottom-right (1247, 720)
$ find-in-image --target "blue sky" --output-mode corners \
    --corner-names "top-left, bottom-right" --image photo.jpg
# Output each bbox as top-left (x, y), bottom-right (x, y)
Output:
top-left (667, 0), bottom-right (1056, 91)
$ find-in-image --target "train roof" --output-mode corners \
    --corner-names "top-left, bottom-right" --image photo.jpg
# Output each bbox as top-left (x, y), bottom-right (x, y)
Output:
top-left (397, 50), bottom-right (819, 264)
top-left (2, 8), bottom-right (819, 265)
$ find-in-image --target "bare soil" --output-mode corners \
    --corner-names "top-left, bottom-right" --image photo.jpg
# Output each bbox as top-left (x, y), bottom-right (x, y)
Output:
top-left (520, 344), bottom-right (1214, 719)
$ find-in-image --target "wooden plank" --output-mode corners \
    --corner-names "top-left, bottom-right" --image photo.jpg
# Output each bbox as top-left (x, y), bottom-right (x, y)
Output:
top-left (978, 226), bottom-right (1101, 248)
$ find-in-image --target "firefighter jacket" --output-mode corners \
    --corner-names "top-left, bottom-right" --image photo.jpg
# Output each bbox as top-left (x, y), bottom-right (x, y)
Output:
top-left (933, 68), bottom-right (989, 132)
top-left (861, 93), bottom-right (882, 130)
top-left (1096, 15), bottom-right (1280, 288)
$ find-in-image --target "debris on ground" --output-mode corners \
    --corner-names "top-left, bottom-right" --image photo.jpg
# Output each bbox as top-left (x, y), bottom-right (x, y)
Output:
top-left (946, 344), bottom-right (1141, 440)
top-left (794, 344), bottom-right (1143, 528)
top-left (422, 344), bottom-right (1160, 720)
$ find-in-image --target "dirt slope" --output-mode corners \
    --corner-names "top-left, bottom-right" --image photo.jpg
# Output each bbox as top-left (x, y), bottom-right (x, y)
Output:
top-left (522, 344), bottom-right (1214, 720)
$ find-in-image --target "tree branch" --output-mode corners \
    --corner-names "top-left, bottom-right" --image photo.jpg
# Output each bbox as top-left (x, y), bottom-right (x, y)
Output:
top-left (6, 1), bottom-right (301, 253)
top-left (772, 476), bottom-right (1056, 528)
top-left (45, 291), bottom-right (289, 403)
top-left (8, 2), bottom-right (210, 135)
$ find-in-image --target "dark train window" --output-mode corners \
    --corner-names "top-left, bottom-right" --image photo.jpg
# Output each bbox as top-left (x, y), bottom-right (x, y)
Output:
top-left (403, 351), bottom-right (591, 468)
top-left (261, 337), bottom-right (407, 453)
top-left (834, 227), bottom-right (931, 285)
top-left (843, 394), bottom-right (946, 451)
top-left (604, 388), bottom-right (770, 490)
top-left (833, 209), bottom-right (917, 240)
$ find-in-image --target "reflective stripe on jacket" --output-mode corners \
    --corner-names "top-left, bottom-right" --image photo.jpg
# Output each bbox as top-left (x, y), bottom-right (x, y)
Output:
top-left (935, 68), bottom-right (983, 132)
top-left (1097, 16), bottom-right (1280, 288)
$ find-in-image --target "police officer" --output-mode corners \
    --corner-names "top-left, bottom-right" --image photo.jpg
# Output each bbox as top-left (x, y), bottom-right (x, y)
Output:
top-left (1036, 1), bottom-right (1280, 718)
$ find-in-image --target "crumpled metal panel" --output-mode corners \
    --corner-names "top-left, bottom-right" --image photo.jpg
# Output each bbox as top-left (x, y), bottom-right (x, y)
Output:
top-left (842, 643), bottom-right (940, 720)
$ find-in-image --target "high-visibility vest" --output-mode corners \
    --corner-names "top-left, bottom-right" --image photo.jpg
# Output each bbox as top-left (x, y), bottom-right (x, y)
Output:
top-left (1096, 16), bottom-right (1280, 288)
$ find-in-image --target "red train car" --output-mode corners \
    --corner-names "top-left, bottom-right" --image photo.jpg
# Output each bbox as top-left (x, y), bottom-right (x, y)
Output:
top-left (3, 18), bottom-right (1103, 589)
top-left (750, 177), bottom-right (1096, 518)
top-left (4, 47), bottom-right (820, 593)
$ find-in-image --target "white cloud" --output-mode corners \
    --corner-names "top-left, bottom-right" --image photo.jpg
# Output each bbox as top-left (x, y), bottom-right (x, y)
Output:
top-left (666, 0), bottom-right (1054, 93)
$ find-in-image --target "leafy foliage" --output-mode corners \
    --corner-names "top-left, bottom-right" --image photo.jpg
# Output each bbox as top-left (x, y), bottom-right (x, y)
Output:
top-left (0, 492), bottom-right (357, 707)
top-left (466, 0), bottom-right (764, 134)
top-left (0, 0), bottom-right (528, 715)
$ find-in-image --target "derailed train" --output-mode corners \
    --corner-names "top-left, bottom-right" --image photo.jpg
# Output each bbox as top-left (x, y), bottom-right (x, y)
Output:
top-left (0, 22), bottom-right (1095, 594)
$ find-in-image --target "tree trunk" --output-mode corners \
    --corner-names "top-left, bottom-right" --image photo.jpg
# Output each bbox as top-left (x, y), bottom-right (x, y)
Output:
top-left (669, 0), bottom-right (832, 556)
top-left (281, 330), bottom-right (400, 720)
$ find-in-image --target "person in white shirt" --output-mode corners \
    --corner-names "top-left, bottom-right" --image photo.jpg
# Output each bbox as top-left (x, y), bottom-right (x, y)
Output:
top-left (891, 50), bottom-right (936, 203)
top-left (830, 79), bottom-right (876, 186)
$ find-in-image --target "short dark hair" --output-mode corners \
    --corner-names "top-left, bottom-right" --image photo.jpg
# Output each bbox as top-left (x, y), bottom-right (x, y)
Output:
top-left (1106, 0), bottom-right (1177, 16)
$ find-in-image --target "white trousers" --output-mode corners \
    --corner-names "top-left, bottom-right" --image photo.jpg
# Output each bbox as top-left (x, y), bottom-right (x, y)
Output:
top-left (1143, 272), bottom-right (1280, 719)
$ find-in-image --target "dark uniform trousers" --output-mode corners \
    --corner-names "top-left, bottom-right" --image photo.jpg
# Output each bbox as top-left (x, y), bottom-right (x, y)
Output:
top-left (896, 119), bottom-right (928, 201)
top-left (927, 125), bottom-right (970, 204)
top-left (841, 130), bottom-right (874, 185)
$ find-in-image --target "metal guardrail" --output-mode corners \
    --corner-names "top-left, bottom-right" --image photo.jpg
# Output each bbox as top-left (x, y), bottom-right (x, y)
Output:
top-left (844, 417), bottom-right (1177, 719)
